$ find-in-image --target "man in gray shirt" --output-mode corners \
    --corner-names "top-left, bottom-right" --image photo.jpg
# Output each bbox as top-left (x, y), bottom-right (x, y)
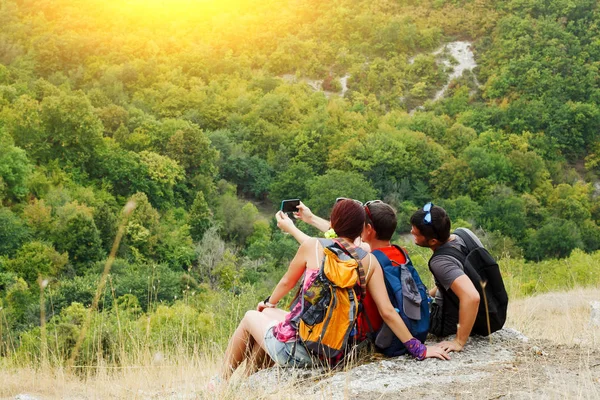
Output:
top-left (410, 204), bottom-right (481, 353)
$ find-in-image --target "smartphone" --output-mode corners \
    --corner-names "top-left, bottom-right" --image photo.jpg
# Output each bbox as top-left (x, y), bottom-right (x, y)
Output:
top-left (280, 199), bottom-right (300, 220)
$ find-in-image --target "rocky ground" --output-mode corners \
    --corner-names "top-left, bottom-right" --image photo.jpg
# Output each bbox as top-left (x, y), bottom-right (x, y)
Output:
top-left (8, 328), bottom-right (600, 399)
top-left (8, 289), bottom-right (600, 400)
top-left (245, 329), bottom-right (600, 399)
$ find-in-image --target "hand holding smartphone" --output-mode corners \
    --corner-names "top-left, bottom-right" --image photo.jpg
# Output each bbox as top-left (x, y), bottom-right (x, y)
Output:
top-left (280, 199), bottom-right (300, 220)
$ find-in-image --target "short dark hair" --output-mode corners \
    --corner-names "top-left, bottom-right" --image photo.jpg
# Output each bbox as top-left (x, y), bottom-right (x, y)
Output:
top-left (366, 202), bottom-right (397, 241)
top-left (330, 199), bottom-right (365, 240)
top-left (410, 205), bottom-right (451, 242)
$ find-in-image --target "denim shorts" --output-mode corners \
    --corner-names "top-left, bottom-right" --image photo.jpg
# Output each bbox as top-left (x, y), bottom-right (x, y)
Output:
top-left (264, 326), bottom-right (313, 368)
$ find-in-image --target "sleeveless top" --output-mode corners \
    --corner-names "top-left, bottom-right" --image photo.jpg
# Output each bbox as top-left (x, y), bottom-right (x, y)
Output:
top-left (272, 267), bottom-right (319, 342)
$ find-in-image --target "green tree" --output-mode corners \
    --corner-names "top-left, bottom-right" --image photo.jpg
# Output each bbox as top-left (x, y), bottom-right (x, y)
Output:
top-left (214, 195), bottom-right (260, 244)
top-left (161, 119), bottom-right (218, 177)
top-left (22, 199), bottom-right (53, 239)
top-left (245, 220), bottom-right (272, 260)
top-left (6, 241), bottom-right (68, 285)
top-left (0, 138), bottom-right (32, 202)
top-left (579, 220), bottom-right (600, 253)
top-left (53, 202), bottom-right (105, 273)
top-left (440, 123), bottom-right (477, 155)
top-left (154, 210), bottom-right (196, 270)
top-left (306, 170), bottom-right (377, 217)
top-left (188, 191), bottom-right (212, 242)
top-left (525, 218), bottom-right (583, 261)
top-left (122, 192), bottom-right (160, 262)
top-left (269, 161), bottom-right (316, 204)
top-left (220, 154), bottom-right (273, 199)
top-left (481, 187), bottom-right (528, 240)
top-left (8, 92), bottom-right (104, 168)
top-left (138, 150), bottom-right (184, 207)
top-left (438, 196), bottom-right (483, 225)
top-left (0, 208), bottom-right (30, 257)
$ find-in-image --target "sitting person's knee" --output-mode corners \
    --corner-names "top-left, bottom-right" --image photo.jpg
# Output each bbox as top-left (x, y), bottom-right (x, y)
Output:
top-left (243, 309), bottom-right (259, 322)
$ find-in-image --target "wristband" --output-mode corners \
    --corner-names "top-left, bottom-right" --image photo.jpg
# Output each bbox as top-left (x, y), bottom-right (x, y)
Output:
top-left (403, 337), bottom-right (426, 361)
top-left (263, 295), bottom-right (277, 308)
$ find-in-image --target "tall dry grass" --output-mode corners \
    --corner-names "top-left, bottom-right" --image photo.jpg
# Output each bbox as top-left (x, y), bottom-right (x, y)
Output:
top-left (504, 287), bottom-right (600, 400)
top-left (2, 287), bottom-right (598, 399)
top-left (507, 287), bottom-right (600, 347)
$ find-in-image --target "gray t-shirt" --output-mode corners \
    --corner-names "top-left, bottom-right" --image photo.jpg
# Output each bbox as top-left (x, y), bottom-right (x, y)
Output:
top-left (431, 228), bottom-right (483, 306)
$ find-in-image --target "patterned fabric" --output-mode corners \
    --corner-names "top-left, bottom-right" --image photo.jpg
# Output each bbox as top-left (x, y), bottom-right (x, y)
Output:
top-left (403, 337), bottom-right (427, 360)
top-left (273, 268), bottom-right (319, 342)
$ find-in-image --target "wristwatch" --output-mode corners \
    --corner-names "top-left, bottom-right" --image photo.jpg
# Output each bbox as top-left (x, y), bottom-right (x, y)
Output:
top-left (263, 295), bottom-right (277, 308)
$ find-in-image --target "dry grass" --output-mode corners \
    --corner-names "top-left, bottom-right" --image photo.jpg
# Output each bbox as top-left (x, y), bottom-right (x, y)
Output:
top-left (0, 352), bottom-right (239, 399)
top-left (506, 287), bottom-right (600, 347)
top-left (0, 346), bottom-right (306, 399)
top-left (2, 287), bottom-right (599, 399)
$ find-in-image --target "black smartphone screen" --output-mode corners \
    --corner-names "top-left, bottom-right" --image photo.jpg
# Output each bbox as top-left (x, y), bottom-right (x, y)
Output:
top-left (280, 199), bottom-right (300, 219)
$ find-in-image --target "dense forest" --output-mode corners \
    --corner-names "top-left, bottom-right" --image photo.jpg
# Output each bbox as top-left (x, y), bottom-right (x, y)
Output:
top-left (0, 0), bottom-right (599, 366)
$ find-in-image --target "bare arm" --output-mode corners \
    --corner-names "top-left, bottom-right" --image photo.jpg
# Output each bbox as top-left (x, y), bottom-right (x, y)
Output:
top-left (366, 255), bottom-right (449, 360)
top-left (439, 275), bottom-right (480, 352)
top-left (295, 201), bottom-right (330, 232)
top-left (276, 211), bottom-right (311, 244)
top-left (367, 260), bottom-right (413, 342)
top-left (429, 286), bottom-right (438, 297)
top-left (264, 238), bottom-right (314, 306)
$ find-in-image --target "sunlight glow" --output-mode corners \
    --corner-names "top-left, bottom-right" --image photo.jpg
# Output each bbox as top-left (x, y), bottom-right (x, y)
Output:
top-left (117, 0), bottom-right (249, 21)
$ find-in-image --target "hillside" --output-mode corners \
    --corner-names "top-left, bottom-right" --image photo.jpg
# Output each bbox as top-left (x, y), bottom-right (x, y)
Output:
top-left (0, 0), bottom-right (600, 386)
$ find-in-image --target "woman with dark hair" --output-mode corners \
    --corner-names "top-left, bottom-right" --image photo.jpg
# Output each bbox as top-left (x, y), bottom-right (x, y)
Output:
top-left (217, 199), bottom-right (449, 382)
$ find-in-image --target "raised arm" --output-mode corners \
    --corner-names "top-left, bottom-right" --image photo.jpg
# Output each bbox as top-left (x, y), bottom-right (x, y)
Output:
top-left (295, 201), bottom-right (330, 232)
top-left (276, 211), bottom-right (311, 244)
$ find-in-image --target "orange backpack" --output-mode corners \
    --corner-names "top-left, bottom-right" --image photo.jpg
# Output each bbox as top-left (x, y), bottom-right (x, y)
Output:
top-left (292, 238), bottom-right (368, 362)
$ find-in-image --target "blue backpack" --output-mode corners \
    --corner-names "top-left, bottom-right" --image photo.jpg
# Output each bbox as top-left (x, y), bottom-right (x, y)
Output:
top-left (371, 246), bottom-right (429, 357)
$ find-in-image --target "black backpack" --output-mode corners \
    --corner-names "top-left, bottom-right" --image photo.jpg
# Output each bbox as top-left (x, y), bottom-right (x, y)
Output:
top-left (429, 228), bottom-right (508, 336)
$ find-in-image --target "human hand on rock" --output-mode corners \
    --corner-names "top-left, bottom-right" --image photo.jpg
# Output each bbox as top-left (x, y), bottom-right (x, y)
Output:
top-left (438, 339), bottom-right (464, 352)
top-left (425, 345), bottom-right (451, 360)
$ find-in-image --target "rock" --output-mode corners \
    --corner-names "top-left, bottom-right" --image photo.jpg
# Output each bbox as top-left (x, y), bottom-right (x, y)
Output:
top-left (245, 328), bottom-right (529, 399)
top-left (14, 395), bottom-right (41, 400)
top-left (531, 345), bottom-right (548, 356)
top-left (590, 301), bottom-right (600, 327)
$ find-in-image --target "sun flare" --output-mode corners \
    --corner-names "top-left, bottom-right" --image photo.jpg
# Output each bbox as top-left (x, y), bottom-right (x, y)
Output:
top-left (109, 0), bottom-right (251, 22)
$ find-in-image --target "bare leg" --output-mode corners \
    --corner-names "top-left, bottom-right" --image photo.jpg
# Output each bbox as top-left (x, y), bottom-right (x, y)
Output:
top-left (245, 308), bottom-right (286, 374)
top-left (261, 308), bottom-right (289, 322)
top-left (222, 310), bottom-right (276, 379)
top-left (246, 341), bottom-right (274, 375)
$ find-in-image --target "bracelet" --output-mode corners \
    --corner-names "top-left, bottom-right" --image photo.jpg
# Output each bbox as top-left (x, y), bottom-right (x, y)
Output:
top-left (263, 295), bottom-right (277, 308)
top-left (403, 337), bottom-right (427, 361)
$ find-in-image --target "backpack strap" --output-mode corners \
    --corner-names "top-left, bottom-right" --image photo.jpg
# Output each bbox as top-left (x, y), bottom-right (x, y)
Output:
top-left (333, 237), bottom-right (368, 298)
top-left (390, 245), bottom-right (410, 267)
top-left (453, 228), bottom-right (479, 252)
top-left (371, 249), bottom-right (398, 309)
top-left (428, 243), bottom-right (468, 331)
top-left (372, 247), bottom-right (423, 320)
top-left (431, 246), bottom-right (467, 267)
